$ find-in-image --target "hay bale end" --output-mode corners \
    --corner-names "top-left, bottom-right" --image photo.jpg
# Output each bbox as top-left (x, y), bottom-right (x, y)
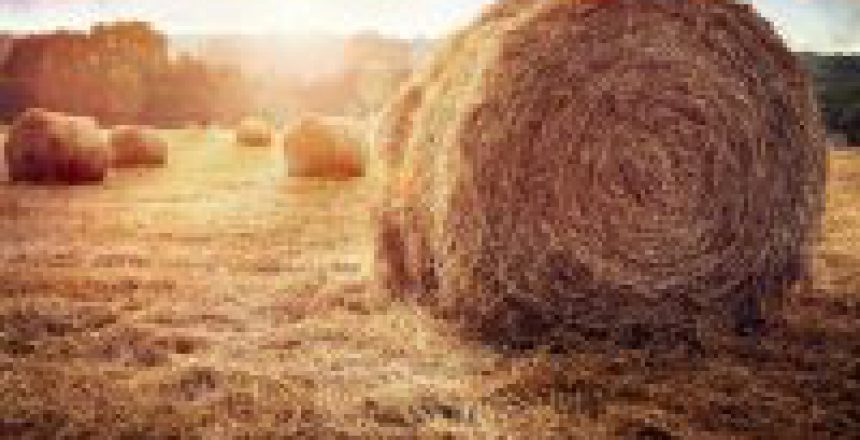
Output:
top-left (5, 109), bottom-right (110, 184)
top-left (235, 118), bottom-right (274, 147)
top-left (110, 125), bottom-right (168, 168)
top-left (375, 0), bottom-right (827, 349)
top-left (284, 116), bottom-right (366, 179)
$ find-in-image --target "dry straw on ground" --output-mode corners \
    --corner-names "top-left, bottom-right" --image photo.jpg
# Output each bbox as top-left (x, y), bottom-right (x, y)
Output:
top-left (110, 125), bottom-right (168, 167)
top-left (375, 0), bottom-right (827, 349)
top-left (5, 109), bottom-right (111, 184)
top-left (284, 116), bottom-right (365, 179)
top-left (235, 118), bottom-right (273, 147)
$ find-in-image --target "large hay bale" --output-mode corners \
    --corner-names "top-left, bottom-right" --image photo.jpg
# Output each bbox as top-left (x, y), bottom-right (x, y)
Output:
top-left (284, 116), bottom-right (365, 179)
top-left (375, 0), bottom-right (827, 348)
top-left (110, 125), bottom-right (167, 167)
top-left (5, 109), bottom-right (110, 184)
top-left (235, 118), bottom-right (273, 147)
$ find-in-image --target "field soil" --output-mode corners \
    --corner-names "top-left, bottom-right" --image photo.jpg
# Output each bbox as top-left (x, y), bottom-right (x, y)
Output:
top-left (0, 130), bottom-right (857, 439)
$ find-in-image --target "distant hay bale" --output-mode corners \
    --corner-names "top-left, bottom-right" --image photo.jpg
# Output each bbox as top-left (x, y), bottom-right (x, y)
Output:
top-left (5, 109), bottom-right (110, 184)
top-left (284, 116), bottom-right (365, 179)
top-left (110, 125), bottom-right (167, 167)
top-left (375, 0), bottom-right (827, 348)
top-left (235, 118), bottom-right (273, 147)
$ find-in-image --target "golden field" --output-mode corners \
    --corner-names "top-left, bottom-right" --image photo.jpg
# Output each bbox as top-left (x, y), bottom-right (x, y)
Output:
top-left (0, 130), bottom-right (856, 439)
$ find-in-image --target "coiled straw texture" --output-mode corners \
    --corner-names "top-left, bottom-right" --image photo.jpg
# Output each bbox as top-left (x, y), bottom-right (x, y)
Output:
top-left (375, 0), bottom-right (826, 348)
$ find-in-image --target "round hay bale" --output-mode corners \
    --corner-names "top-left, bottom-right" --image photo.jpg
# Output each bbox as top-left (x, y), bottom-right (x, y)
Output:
top-left (235, 118), bottom-right (273, 147)
top-left (110, 125), bottom-right (167, 167)
top-left (375, 0), bottom-right (827, 348)
top-left (5, 109), bottom-right (110, 184)
top-left (284, 116), bottom-right (365, 179)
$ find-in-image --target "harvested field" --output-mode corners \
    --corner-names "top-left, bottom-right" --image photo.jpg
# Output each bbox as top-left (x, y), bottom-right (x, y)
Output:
top-left (0, 129), bottom-right (856, 438)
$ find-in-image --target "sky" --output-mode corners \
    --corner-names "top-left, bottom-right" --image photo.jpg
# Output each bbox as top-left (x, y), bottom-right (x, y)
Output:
top-left (0, 0), bottom-right (857, 51)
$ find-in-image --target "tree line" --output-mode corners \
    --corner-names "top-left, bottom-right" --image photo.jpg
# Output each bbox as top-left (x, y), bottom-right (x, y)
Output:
top-left (0, 23), bottom-right (414, 128)
top-left (0, 22), bottom-right (252, 126)
top-left (803, 53), bottom-right (860, 145)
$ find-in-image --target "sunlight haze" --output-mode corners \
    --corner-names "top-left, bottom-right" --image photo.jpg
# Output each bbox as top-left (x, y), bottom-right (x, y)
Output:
top-left (0, 0), bottom-right (494, 38)
top-left (0, 0), bottom-right (857, 49)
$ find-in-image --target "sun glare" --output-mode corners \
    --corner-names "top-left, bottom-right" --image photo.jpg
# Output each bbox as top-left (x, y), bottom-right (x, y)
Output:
top-left (0, 0), bottom-right (494, 37)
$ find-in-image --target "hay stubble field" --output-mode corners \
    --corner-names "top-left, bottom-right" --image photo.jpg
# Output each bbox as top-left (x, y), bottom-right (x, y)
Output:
top-left (0, 129), bottom-right (857, 438)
